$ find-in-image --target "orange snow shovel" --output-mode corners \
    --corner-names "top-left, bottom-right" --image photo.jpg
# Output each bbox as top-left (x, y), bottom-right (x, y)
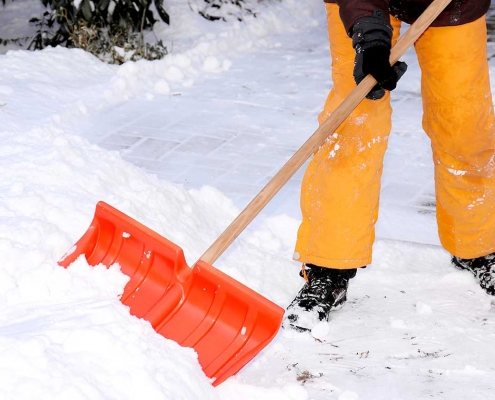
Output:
top-left (58, 0), bottom-right (451, 387)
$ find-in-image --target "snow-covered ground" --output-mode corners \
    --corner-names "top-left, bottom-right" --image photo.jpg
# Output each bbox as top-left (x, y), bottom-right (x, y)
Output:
top-left (1, 0), bottom-right (495, 399)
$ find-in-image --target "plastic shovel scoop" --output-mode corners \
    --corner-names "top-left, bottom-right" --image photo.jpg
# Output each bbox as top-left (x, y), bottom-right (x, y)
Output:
top-left (58, 201), bottom-right (284, 386)
top-left (58, 0), bottom-right (452, 386)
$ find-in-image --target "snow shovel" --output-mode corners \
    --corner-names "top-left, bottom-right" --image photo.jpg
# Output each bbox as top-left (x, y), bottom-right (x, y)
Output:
top-left (58, 0), bottom-right (452, 387)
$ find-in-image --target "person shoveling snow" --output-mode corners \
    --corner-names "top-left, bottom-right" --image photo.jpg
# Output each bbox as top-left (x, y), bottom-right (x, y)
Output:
top-left (286, 0), bottom-right (495, 332)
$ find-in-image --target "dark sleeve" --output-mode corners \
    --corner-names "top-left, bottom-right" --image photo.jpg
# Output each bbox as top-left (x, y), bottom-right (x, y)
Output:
top-left (335, 0), bottom-right (390, 35)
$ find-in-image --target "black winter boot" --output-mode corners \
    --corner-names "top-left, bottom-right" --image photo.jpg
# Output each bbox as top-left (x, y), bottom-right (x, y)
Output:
top-left (452, 253), bottom-right (495, 295)
top-left (283, 264), bottom-right (357, 332)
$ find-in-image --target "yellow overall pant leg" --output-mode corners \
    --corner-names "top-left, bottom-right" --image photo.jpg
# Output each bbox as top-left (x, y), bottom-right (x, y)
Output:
top-left (416, 16), bottom-right (495, 258)
top-left (294, 4), bottom-right (401, 269)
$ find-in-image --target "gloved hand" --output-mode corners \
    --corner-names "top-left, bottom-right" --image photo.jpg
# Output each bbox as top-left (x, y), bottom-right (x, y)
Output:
top-left (352, 10), bottom-right (408, 100)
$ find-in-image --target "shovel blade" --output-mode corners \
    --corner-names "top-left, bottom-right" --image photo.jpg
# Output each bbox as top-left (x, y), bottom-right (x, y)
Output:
top-left (58, 201), bottom-right (284, 386)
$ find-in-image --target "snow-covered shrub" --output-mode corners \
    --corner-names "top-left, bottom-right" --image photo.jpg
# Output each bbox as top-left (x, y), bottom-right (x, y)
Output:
top-left (28, 0), bottom-right (169, 63)
top-left (68, 21), bottom-right (167, 64)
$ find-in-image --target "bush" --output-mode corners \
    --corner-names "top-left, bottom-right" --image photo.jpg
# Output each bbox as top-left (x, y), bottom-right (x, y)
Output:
top-left (28, 0), bottom-right (170, 63)
top-left (69, 21), bottom-right (168, 63)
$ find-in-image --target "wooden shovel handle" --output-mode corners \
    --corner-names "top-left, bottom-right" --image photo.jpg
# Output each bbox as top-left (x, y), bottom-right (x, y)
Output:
top-left (199, 0), bottom-right (453, 265)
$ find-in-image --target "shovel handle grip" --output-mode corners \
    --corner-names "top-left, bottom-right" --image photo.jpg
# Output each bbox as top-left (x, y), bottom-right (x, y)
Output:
top-left (199, 0), bottom-right (453, 265)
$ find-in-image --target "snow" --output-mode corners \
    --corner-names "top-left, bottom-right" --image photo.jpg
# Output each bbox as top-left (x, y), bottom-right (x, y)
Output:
top-left (1, 0), bottom-right (495, 399)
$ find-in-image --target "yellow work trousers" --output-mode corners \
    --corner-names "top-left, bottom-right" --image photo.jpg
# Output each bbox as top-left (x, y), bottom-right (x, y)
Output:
top-left (294, 3), bottom-right (495, 269)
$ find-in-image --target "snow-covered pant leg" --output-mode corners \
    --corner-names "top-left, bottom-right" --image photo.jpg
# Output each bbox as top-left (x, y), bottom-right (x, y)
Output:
top-left (293, 3), bottom-right (401, 269)
top-left (416, 16), bottom-right (495, 259)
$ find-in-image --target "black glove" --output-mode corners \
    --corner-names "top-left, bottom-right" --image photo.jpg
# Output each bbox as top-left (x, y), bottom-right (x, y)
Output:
top-left (352, 10), bottom-right (408, 100)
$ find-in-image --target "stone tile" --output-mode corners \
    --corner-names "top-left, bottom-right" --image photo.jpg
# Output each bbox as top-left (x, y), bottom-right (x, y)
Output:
top-left (174, 167), bottom-right (227, 186)
top-left (212, 180), bottom-right (262, 198)
top-left (122, 156), bottom-right (164, 171)
top-left (99, 142), bottom-right (131, 152)
top-left (219, 134), bottom-right (298, 159)
top-left (129, 138), bottom-right (181, 160)
top-left (220, 163), bottom-right (275, 185)
top-left (192, 157), bottom-right (237, 170)
top-left (174, 135), bottom-right (227, 155)
top-left (260, 127), bottom-right (308, 149)
top-left (158, 153), bottom-right (206, 168)
top-left (101, 133), bottom-right (143, 147)
top-left (209, 148), bottom-right (288, 168)
top-left (110, 126), bottom-right (164, 137)
top-left (155, 170), bottom-right (186, 182)
top-left (166, 123), bottom-right (238, 140)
